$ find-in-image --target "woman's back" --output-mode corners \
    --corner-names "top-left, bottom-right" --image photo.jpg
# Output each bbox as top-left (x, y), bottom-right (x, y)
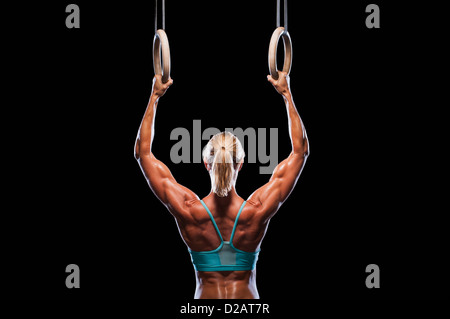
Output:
top-left (179, 192), bottom-right (264, 299)
top-left (179, 194), bottom-right (265, 253)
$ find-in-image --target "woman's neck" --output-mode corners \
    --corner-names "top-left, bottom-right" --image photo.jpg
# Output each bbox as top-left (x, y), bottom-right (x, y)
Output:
top-left (207, 186), bottom-right (240, 207)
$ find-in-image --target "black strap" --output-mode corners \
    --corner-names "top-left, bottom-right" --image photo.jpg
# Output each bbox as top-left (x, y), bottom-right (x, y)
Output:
top-left (162, 0), bottom-right (165, 30)
top-left (276, 0), bottom-right (288, 31)
top-left (154, 0), bottom-right (166, 32)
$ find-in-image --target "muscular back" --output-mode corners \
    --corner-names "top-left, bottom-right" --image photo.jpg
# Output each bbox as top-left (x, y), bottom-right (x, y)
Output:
top-left (176, 197), bottom-right (268, 253)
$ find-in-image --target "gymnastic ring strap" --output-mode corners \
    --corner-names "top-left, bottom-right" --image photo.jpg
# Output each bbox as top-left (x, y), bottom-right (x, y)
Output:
top-left (153, 29), bottom-right (171, 84)
top-left (268, 26), bottom-right (292, 81)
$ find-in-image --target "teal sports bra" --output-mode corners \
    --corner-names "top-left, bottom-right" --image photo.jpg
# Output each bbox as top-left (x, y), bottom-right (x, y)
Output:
top-left (188, 200), bottom-right (260, 272)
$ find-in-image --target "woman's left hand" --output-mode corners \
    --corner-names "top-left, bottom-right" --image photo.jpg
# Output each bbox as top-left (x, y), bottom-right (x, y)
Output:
top-left (152, 74), bottom-right (173, 97)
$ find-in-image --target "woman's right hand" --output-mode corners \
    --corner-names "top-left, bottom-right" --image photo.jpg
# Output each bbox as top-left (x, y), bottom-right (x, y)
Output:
top-left (267, 71), bottom-right (291, 97)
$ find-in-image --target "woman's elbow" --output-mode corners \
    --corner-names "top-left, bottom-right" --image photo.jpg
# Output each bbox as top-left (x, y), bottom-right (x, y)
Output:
top-left (134, 140), bottom-right (141, 160)
top-left (293, 137), bottom-right (309, 158)
top-left (303, 137), bottom-right (310, 157)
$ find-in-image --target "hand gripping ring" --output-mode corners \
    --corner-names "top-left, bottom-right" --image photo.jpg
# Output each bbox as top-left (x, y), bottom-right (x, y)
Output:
top-left (268, 26), bottom-right (292, 80)
top-left (153, 29), bottom-right (171, 84)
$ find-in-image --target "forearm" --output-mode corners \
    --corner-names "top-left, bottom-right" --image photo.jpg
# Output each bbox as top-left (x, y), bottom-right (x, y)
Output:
top-left (283, 92), bottom-right (308, 155)
top-left (135, 93), bottom-right (159, 159)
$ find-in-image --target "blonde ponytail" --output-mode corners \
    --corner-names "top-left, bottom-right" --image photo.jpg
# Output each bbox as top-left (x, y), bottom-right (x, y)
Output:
top-left (212, 146), bottom-right (234, 197)
top-left (203, 132), bottom-right (245, 197)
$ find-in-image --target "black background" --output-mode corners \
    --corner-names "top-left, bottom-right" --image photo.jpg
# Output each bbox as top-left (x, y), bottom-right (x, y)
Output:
top-left (2, 0), bottom-right (447, 301)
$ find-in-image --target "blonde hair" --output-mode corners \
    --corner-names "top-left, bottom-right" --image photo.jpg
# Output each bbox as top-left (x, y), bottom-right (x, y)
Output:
top-left (202, 132), bottom-right (245, 197)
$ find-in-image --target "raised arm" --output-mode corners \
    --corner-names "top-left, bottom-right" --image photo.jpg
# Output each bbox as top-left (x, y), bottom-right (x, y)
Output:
top-left (134, 75), bottom-right (198, 214)
top-left (249, 72), bottom-right (309, 221)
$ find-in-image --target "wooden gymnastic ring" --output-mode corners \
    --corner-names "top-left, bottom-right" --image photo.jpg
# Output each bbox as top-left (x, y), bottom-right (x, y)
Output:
top-left (268, 26), bottom-right (292, 80)
top-left (153, 29), bottom-right (171, 84)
